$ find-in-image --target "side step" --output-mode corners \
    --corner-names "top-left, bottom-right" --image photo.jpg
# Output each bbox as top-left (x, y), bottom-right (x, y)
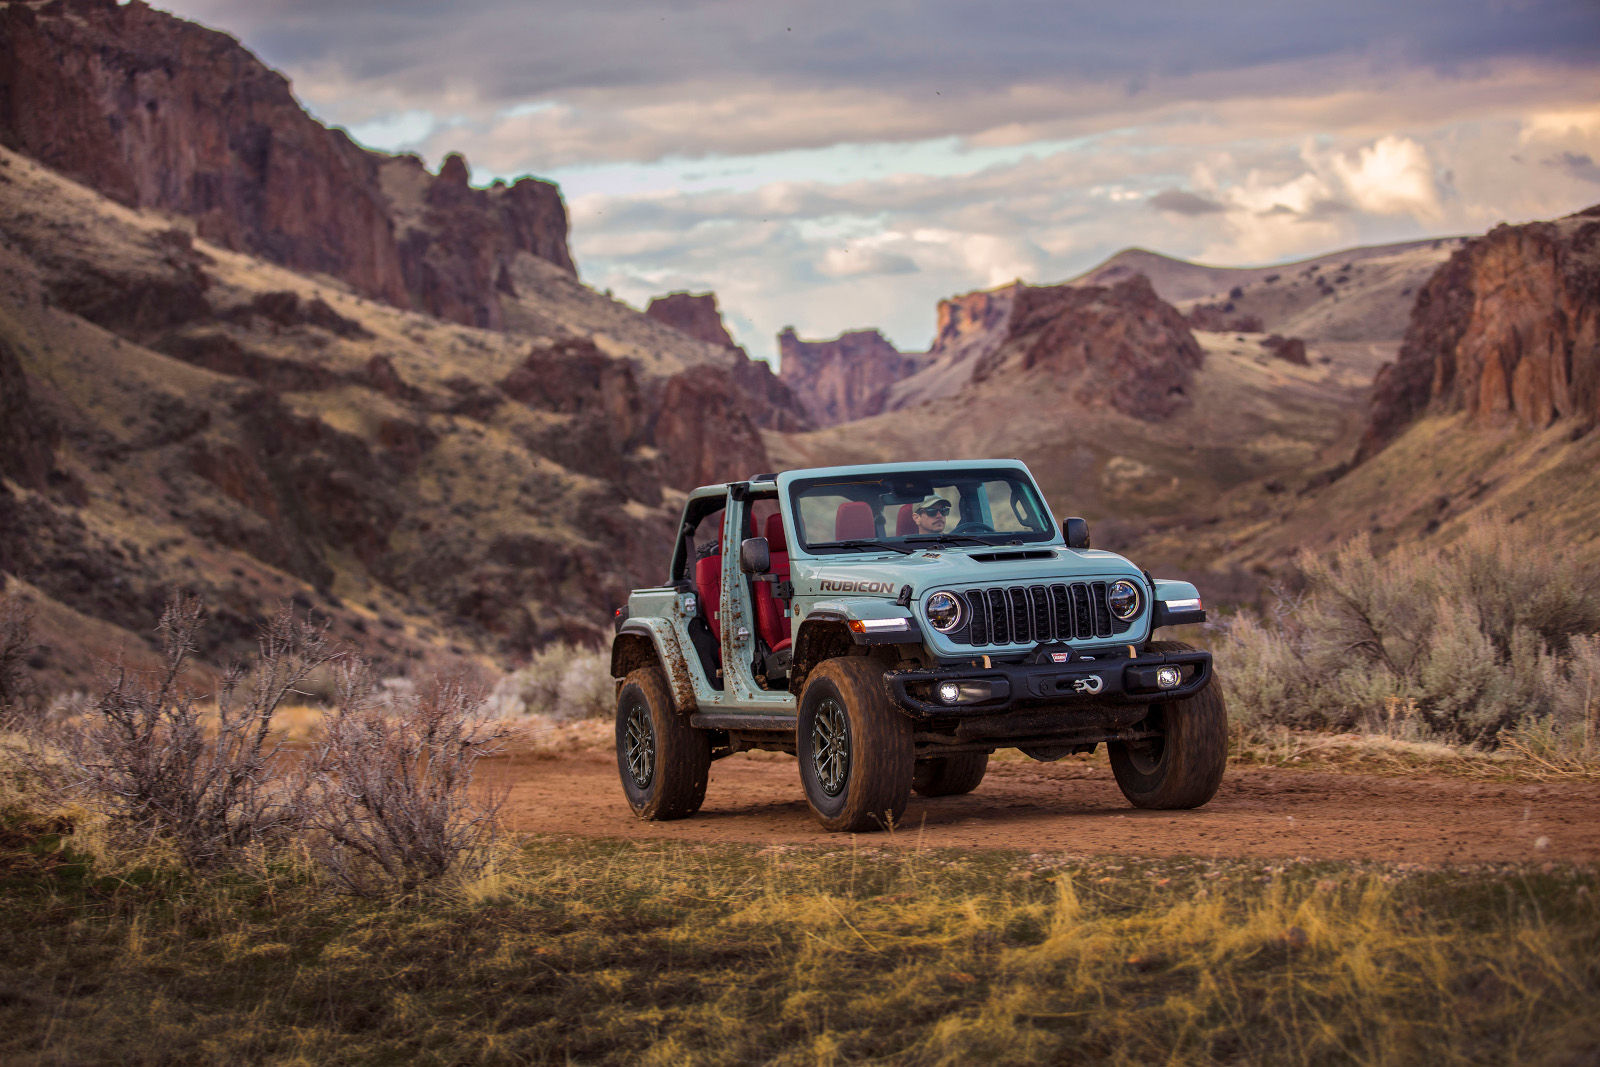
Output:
top-left (690, 712), bottom-right (797, 733)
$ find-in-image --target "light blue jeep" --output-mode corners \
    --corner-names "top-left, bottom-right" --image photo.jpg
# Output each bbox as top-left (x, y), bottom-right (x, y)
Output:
top-left (610, 459), bottom-right (1225, 832)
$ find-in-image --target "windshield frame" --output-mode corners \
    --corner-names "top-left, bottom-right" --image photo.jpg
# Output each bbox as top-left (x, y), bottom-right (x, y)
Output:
top-left (784, 465), bottom-right (1059, 555)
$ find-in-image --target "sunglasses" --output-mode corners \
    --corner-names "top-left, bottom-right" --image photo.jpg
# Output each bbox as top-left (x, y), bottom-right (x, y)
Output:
top-left (917, 503), bottom-right (951, 516)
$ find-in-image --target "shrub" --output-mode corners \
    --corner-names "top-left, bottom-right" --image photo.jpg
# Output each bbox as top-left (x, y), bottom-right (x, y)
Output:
top-left (486, 642), bottom-right (612, 721)
top-left (299, 662), bottom-right (509, 895)
top-left (1218, 519), bottom-right (1600, 748)
top-left (73, 595), bottom-right (341, 869)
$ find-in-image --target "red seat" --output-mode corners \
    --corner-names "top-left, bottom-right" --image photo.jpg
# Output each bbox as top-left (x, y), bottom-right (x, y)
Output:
top-left (753, 512), bottom-right (791, 653)
top-left (694, 526), bottom-right (723, 645)
top-left (895, 503), bottom-right (916, 536)
top-left (834, 501), bottom-right (876, 540)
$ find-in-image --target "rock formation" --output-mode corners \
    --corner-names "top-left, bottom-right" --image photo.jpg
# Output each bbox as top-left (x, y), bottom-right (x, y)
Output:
top-left (0, 0), bottom-right (574, 328)
top-left (1260, 334), bottom-right (1309, 366)
top-left (646, 292), bottom-right (739, 349)
top-left (777, 327), bottom-right (925, 426)
top-left (1359, 206), bottom-right (1600, 460)
top-left (973, 274), bottom-right (1204, 420)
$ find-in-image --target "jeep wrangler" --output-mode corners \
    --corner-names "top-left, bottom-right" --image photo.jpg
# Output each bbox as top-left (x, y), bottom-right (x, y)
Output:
top-left (610, 460), bottom-right (1224, 832)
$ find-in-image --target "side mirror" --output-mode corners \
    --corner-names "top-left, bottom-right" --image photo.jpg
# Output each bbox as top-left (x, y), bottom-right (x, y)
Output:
top-left (1062, 517), bottom-right (1091, 550)
top-left (739, 536), bottom-right (770, 575)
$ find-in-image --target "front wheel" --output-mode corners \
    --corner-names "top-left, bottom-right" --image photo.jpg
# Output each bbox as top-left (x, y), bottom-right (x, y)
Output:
top-left (1108, 645), bottom-right (1227, 809)
top-left (797, 657), bottom-right (914, 832)
top-left (616, 666), bottom-right (710, 820)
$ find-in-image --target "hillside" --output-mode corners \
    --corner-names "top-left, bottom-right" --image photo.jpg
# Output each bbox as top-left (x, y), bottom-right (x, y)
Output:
top-left (0, 145), bottom-right (776, 689)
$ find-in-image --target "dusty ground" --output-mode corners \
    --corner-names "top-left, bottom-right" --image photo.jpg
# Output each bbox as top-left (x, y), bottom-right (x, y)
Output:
top-left (494, 742), bottom-right (1600, 865)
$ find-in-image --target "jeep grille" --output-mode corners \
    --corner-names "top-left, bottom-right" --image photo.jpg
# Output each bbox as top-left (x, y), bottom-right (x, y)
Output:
top-left (953, 582), bottom-right (1130, 646)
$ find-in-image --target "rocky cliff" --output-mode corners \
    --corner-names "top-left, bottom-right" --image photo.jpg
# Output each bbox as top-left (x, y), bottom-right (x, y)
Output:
top-left (646, 292), bottom-right (739, 349)
top-left (0, 0), bottom-right (574, 328)
top-left (1360, 205), bottom-right (1600, 460)
top-left (777, 327), bottom-right (926, 426)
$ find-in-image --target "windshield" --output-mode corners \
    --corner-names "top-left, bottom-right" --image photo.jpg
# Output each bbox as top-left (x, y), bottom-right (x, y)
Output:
top-left (789, 467), bottom-right (1055, 553)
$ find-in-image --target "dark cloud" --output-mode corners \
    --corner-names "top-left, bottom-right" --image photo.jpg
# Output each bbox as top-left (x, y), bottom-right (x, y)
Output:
top-left (159, 0), bottom-right (1600, 114)
top-left (1547, 151), bottom-right (1600, 184)
top-left (1149, 189), bottom-right (1226, 215)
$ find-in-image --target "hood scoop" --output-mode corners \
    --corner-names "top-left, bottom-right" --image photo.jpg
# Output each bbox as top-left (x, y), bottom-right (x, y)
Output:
top-left (969, 549), bottom-right (1055, 563)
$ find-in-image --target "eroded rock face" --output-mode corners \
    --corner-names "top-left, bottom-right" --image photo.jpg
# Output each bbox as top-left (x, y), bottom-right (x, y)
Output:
top-left (931, 285), bottom-right (1017, 363)
top-left (976, 274), bottom-right (1204, 420)
top-left (390, 153), bottom-right (574, 330)
top-left (653, 365), bottom-right (772, 488)
top-left (646, 292), bottom-right (738, 349)
top-left (0, 0), bottom-right (574, 327)
top-left (777, 327), bottom-right (924, 425)
top-left (1360, 207), bottom-right (1600, 460)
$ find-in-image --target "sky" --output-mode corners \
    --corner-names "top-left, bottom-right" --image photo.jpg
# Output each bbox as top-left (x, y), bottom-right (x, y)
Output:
top-left (156, 1), bottom-right (1600, 365)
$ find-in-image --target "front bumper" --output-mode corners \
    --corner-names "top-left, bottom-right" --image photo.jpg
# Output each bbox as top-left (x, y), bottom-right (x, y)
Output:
top-left (885, 647), bottom-right (1211, 719)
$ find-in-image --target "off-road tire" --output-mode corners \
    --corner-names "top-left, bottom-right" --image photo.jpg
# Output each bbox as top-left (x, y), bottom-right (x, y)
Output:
top-left (616, 666), bottom-right (710, 820)
top-left (1108, 641), bottom-right (1227, 809)
top-left (912, 752), bottom-right (989, 797)
top-left (797, 657), bottom-right (914, 832)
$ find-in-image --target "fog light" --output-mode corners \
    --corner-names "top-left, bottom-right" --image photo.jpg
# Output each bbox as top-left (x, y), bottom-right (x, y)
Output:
top-left (938, 681), bottom-right (961, 704)
top-left (1156, 666), bottom-right (1182, 689)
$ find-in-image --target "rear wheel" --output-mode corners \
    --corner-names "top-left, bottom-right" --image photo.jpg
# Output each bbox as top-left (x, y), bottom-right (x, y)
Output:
top-left (797, 657), bottom-right (914, 832)
top-left (912, 752), bottom-right (990, 797)
top-left (616, 666), bottom-right (710, 820)
top-left (1108, 641), bottom-right (1227, 809)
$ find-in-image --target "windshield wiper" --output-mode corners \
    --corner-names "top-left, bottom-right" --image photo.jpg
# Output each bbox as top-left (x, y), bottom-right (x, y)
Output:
top-left (827, 539), bottom-right (915, 555)
top-left (902, 534), bottom-right (993, 547)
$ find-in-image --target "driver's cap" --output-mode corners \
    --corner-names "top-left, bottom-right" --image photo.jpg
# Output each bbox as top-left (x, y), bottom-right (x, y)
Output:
top-left (913, 494), bottom-right (951, 513)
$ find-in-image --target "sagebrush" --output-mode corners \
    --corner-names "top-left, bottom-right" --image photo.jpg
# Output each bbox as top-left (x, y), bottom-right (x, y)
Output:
top-left (485, 642), bottom-right (612, 721)
top-left (1218, 519), bottom-right (1600, 749)
top-left (300, 662), bottom-right (509, 895)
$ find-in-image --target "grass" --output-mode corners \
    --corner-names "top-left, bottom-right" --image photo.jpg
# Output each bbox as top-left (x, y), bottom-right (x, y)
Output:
top-left (2, 793), bottom-right (1597, 1065)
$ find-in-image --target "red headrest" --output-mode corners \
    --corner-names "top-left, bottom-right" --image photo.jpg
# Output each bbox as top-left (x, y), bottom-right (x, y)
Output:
top-left (834, 501), bottom-right (876, 541)
top-left (895, 503), bottom-right (916, 536)
top-left (765, 512), bottom-right (788, 553)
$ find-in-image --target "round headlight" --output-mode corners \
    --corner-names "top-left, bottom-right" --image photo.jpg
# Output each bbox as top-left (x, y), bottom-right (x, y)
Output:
top-left (1107, 580), bottom-right (1142, 621)
top-left (924, 591), bottom-right (964, 633)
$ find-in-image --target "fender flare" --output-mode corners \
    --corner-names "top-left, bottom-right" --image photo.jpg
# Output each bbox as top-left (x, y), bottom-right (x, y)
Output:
top-left (610, 620), bottom-right (698, 713)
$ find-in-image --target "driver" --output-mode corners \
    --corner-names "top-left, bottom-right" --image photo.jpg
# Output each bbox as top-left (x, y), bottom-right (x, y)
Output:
top-left (910, 494), bottom-right (952, 534)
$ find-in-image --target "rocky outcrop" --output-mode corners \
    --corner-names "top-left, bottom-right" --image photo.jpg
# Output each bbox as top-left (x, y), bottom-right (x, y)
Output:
top-left (974, 274), bottom-right (1204, 420)
top-left (646, 291), bottom-right (739, 349)
top-left (0, 0), bottom-right (574, 327)
top-left (498, 338), bottom-right (774, 493)
top-left (930, 285), bottom-right (1018, 363)
top-left (653, 365), bottom-right (772, 488)
top-left (387, 153), bottom-right (573, 330)
top-left (1261, 334), bottom-right (1309, 366)
top-left (1359, 206), bottom-right (1600, 460)
top-left (777, 327), bottom-right (925, 426)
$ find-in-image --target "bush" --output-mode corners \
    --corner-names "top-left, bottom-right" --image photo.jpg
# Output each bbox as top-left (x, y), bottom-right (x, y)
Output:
top-left (485, 643), bottom-right (612, 721)
top-left (71, 595), bottom-right (341, 869)
top-left (299, 662), bottom-right (509, 895)
top-left (1218, 519), bottom-right (1600, 748)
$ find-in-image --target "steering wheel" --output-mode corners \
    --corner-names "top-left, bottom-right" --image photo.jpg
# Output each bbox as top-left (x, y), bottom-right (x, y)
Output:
top-left (952, 520), bottom-right (995, 535)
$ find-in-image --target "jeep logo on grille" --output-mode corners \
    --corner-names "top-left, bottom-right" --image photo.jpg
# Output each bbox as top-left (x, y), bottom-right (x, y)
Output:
top-left (819, 579), bottom-right (896, 594)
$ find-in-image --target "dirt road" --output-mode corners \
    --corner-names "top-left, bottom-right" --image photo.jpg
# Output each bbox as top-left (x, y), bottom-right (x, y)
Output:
top-left (496, 746), bottom-right (1600, 864)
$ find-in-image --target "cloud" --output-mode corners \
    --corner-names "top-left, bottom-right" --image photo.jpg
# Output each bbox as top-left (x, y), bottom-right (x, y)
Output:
top-left (1547, 151), bottom-right (1600, 184)
top-left (158, 1), bottom-right (1600, 168)
top-left (1150, 189), bottom-right (1227, 215)
top-left (1329, 135), bottom-right (1444, 218)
